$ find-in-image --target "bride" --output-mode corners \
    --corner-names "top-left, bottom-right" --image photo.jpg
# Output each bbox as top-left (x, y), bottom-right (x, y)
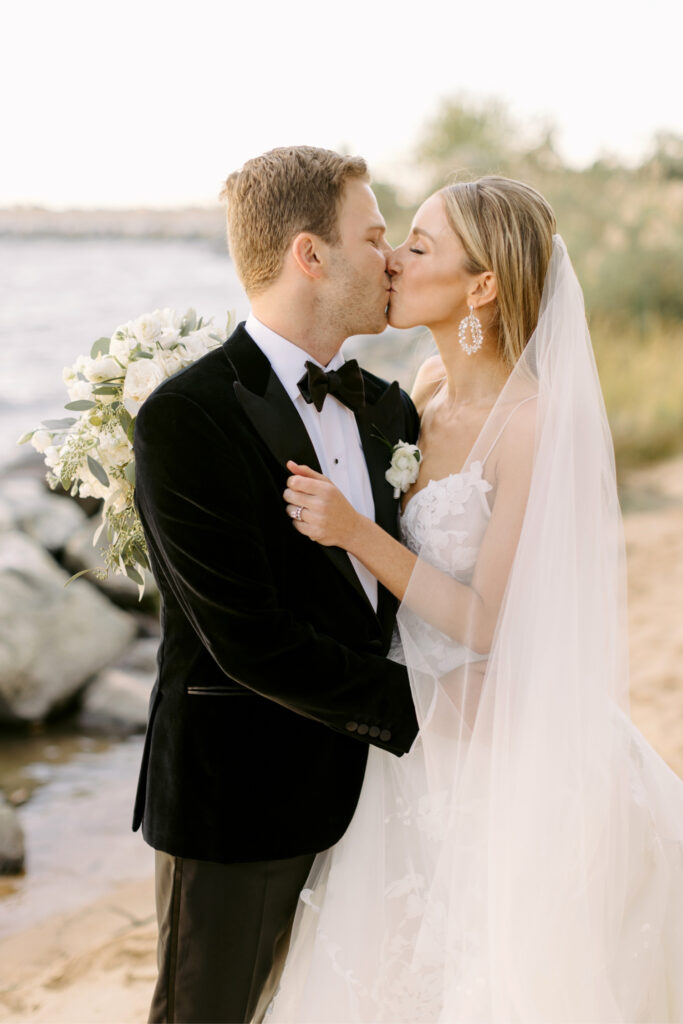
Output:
top-left (273, 177), bottom-right (683, 1022)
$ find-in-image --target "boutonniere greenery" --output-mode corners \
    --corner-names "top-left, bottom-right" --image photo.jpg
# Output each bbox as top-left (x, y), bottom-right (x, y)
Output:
top-left (372, 426), bottom-right (422, 499)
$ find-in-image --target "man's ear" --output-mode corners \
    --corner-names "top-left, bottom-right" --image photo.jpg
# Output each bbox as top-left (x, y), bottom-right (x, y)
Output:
top-left (291, 232), bottom-right (325, 281)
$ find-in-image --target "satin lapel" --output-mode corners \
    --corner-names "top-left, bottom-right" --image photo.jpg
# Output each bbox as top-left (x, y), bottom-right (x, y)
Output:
top-left (355, 379), bottom-right (404, 541)
top-left (228, 328), bottom-right (374, 612)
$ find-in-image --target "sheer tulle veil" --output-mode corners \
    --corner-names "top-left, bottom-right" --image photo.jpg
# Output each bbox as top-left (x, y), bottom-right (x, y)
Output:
top-left (269, 236), bottom-right (683, 1023)
top-left (397, 234), bottom-right (683, 1020)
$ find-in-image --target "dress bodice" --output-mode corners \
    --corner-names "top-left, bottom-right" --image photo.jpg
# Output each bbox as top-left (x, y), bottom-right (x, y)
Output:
top-left (388, 461), bottom-right (493, 675)
top-left (399, 460), bottom-right (492, 580)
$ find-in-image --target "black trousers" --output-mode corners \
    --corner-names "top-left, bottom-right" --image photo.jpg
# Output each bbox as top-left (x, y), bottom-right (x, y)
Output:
top-left (148, 849), bottom-right (317, 1024)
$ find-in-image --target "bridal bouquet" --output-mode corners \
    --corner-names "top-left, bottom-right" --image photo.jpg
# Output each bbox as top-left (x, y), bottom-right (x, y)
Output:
top-left (20, 307), bottom-right (232, 595)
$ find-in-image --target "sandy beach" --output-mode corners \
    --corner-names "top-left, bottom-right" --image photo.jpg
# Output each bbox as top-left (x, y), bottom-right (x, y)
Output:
top-left (1, 456), bottom-right (682, 1024)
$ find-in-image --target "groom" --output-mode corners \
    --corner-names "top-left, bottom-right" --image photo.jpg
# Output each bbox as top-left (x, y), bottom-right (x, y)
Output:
top-left (132, 146), bottom-right (419, 1023)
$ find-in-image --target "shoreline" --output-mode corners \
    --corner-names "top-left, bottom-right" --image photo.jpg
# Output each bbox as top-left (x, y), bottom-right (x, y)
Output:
top-left (0, 877), bottom-right (156, 1023)
top-left (0, 456), bottom-right (681, 1023)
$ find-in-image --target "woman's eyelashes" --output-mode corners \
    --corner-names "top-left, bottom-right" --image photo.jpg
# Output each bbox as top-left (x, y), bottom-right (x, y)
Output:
top-left (409, 248), bottom-right (425, 255)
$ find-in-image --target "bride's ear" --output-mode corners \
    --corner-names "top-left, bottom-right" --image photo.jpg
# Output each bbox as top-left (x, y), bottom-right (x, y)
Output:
top-left (469, 271), bottom-right (497, 309)
top-left (291, 232), bottom-right (325, 281)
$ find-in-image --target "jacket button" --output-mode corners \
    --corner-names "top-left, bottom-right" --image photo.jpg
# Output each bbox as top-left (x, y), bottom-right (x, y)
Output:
top-left (356, 724), bottom-right (369, 735)
top-left (345, 721), bottom-right (359, 732)
top-left (368, 726), bottom-right (380, 738)
top-left (379, 729), bottom-right (392, 742)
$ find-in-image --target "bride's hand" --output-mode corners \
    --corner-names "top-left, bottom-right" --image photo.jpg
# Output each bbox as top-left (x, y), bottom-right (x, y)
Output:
top-left (283, 460), bottom-right (361, 548)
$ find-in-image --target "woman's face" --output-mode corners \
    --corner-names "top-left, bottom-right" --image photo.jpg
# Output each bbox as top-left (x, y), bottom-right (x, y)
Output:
top-left (387, 193), bottom-right (476, 330)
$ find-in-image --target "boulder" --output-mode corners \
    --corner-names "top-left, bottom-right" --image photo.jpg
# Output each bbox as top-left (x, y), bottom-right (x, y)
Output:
top-left (79, 666), bottom-right (154, 734)
top-left (63, 520), bottom-right (158, 610)
top-left (0, 476), bottom-right (86, 551)
top-left (0, 794), bottom-right (25, 874)
top-left (0, 531), bottom-right (136, 722)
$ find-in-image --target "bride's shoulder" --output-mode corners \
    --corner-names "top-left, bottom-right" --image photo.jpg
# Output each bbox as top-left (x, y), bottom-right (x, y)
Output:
top-left (411, 355), bottom-right (446, 416)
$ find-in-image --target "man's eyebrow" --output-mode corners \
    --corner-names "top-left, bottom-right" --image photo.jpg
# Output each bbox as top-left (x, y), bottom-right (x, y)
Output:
top-left (412, 227), bottom-right (435, 241)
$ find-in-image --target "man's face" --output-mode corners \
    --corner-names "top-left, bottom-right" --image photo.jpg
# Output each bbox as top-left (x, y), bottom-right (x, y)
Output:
top-left (324, 180), bottom-right (393, 337)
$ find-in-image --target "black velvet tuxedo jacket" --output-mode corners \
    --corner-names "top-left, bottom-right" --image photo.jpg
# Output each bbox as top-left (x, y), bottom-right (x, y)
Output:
top-left (132, 323), bottom-right (420, 864)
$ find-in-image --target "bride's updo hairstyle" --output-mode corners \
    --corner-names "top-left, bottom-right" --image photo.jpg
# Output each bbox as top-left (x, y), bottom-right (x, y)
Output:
top-left (441, 177), bottom-right (556, 367)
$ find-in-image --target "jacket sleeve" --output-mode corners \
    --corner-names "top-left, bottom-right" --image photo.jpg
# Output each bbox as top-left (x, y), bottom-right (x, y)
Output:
top-left (134, 390), bottom-right (418, 756)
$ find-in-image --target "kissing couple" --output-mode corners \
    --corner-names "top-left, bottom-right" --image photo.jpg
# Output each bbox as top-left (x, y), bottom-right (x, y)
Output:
top-left (133, 147), bottom-right (683, 1023)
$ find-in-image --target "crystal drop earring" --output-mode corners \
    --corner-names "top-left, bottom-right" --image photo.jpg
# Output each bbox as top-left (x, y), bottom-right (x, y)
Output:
top-left (458, 305), bottom-right (484, 355)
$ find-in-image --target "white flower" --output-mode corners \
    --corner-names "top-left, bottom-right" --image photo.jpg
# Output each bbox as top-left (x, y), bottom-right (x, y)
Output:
top-left (82, 355), bottom-right (122, 383)
top-left (103, 479), bottom-right (132, 515)
top-left (131, 312), bottom-right (163, 347)
top-left (66, 378), bottom-right (94, 402)
top-left (385, 441), bottom-right (421, 498)
top-left (158, 327), bottom-right (181, 349)
top-left (30, 429), bottom-right (53, 454)
top-left (156, 347), bottom-right (184, 377)
top-left (122, 358), bottom-right (164, 415)
top-left (181, 328), bottom-right (218, 363)
top-left (44, 445), bottom-right (62, 470)
top-left (109, 333), bottom-right (134, 367)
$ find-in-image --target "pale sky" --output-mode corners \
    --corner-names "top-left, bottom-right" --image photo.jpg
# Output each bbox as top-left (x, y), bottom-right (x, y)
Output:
top-left (3, 0), bottom-right (680, 208)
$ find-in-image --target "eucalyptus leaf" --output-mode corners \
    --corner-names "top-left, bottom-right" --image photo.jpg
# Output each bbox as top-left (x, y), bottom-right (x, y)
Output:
top-left (127, 418), bottom-right (136, 444)
top-left (87, 454), bottom-right (109, 486)
top-left (118, 408), bottom-right (133, 433)
top-left (65, 567), bottom-right (98, 587)
top-left (17, 431), bottom-right (35, 445)
top-left (92, 385), bottom-right (119, 395)
top-left (42, 417), bottom-right (77, 429)
top-left (90, 336), bottom-right (110, 358)
top-left (64, 400), bottom-right (96, 411)
top-left (125, 563), bottom-right (145, 586)
top-left (124, 460), bottom-right (136, 485)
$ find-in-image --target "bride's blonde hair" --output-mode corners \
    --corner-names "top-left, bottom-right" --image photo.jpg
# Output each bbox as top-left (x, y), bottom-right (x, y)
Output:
top-left (441, 176), bottom-right (556, 367)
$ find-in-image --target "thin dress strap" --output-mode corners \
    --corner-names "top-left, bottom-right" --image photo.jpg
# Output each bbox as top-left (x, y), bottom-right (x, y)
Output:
top-left (480, 395), bottom-right (537, 467)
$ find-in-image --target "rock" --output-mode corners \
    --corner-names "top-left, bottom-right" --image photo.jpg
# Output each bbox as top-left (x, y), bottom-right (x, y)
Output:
top-left (0, 794), bottom-right (25, 874)
top-left (0, 476), bottom-right (87, 551)
top-left (116, 637), bottom-right (159, 675)
top-left (79, 666), bottom-right (154, 734)
top-left (63, 520), bottom-right (158, 610)
top-left (0, 531), bottom-right (136, 722)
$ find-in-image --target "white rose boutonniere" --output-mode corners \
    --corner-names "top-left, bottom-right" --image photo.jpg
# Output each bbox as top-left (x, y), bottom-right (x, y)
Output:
top-left (372, 425), bottom-right (422, 498)
top-left (386, 440), bottom-right (422, 498)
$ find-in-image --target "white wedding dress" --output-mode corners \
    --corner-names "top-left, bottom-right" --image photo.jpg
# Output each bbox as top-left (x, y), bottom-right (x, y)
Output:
top-left (268, 445), bottom-right (683, 1023)
top-left (267, 238), bottom-right (683, 1022)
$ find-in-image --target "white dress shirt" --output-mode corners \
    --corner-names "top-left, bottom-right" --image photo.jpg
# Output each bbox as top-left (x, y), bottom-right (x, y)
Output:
top-left (245, 313), bottom-right (377, 610)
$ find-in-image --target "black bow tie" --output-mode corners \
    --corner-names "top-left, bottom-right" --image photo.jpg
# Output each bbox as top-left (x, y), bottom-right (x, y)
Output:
top-left (297, 359), bottom-right (366, 413)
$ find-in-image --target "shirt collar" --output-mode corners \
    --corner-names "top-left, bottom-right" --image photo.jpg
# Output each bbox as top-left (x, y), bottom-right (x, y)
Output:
top-left (245, 313), bottom-right (346, 404)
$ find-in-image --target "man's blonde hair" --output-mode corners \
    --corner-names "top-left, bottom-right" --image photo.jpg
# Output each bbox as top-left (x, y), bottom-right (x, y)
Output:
top-left (220, 147), bottom-right (369, 296)
top-left (440, 176), bottom-right (557, 367)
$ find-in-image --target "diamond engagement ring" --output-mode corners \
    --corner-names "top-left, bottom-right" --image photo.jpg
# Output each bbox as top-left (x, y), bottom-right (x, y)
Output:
top-left (291, 505), bottom-right (304, 521)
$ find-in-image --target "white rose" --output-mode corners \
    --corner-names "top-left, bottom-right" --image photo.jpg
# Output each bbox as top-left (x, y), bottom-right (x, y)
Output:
top-left (83, 355), bottom-right (122, 383)
top-left (181, 329), bottom-right (219, 364)
top-left (157, 308), bottom-right (183, 330)
top-left (385, 441), bottom-right (421, 498)
top-left (122, 359), bottom-right (164, 415)
top-left (158, 327), bottom-right (181, 349)
top-left (131, 312), bottom-right (163, 347)
top-left (67, 378), bottom-right (94, 402)
top-left (156, 347), bottom-right (184, 377)
top-left (110, 333), bottom-right (134, 368)
top-left (30, 429), bottom-right (53, 454)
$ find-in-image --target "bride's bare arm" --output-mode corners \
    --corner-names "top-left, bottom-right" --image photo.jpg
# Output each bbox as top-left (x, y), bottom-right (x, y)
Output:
top-left (284, 402), bottom-right (535, 653)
